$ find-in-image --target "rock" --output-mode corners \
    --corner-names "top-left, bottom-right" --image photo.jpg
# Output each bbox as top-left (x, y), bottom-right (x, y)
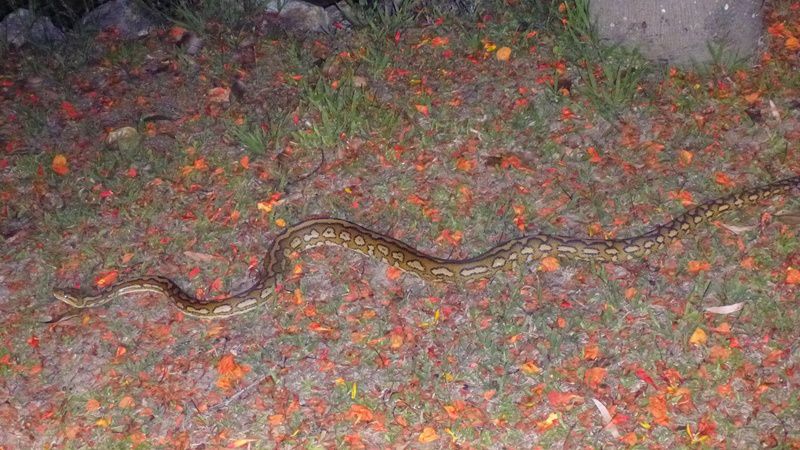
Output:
top-left (0, 8), bottom-right (65, 47)
top-left (106, 126), bottom-right (141, 152)
top-left (591, 0), bottom-right (763, 67)
top-left (270, 0), bottom-right (332, 33)
top-left (79, 0), bottom-right (162, 39)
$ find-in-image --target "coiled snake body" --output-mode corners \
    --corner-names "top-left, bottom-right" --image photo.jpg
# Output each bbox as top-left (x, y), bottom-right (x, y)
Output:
top-left (54, 176), bottom-right (800, 318)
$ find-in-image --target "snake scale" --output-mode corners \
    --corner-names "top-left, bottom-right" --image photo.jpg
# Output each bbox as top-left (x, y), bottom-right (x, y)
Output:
top-left (54, 175), bottom-right (799, 318)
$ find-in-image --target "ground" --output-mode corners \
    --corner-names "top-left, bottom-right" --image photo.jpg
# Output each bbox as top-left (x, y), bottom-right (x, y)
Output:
top-left (1, 1), bottom-right (799, 448)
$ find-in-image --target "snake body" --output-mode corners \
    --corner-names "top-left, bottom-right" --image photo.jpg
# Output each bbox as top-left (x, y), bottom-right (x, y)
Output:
top-left (53, 175), bottom-right (799, 318)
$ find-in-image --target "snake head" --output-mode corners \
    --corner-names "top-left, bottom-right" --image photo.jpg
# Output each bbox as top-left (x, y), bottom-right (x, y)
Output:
top-left (52, 288), bottom-right (90, 308)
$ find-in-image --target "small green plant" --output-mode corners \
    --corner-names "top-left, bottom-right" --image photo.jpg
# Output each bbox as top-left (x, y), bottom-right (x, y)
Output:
top-left (363, 42), bottom-right (393, 76)
top-left (451, 0), bottom-right (483, 17)
top-left (693, 41), bottom-right (750, 77)
top-left (15, 103), bottom-right (49, 139)
top-left (560, 0), bottom-right (597, 55)
top-left (580, 46), bottom-right (648, 117)
top-left (160, 0), bottom-right (262, 34)
top-left (296, 76), bottom-right (374, 148)
top-left (342, 0), bottom-right (420, 38)
top-left (523, 0), bottom-right (561, 29)
top-left (555, 0), bottom-right (649, 117)
top-left (230, 122), bottom-right (271, 156)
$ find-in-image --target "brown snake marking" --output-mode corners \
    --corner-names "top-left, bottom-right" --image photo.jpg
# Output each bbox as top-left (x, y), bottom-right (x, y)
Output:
top-left (53, 175), bottom-right (800, 318)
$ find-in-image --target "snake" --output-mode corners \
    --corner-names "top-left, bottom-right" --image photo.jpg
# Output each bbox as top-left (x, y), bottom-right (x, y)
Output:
top-left (53, 175), bottom-right (799, 318)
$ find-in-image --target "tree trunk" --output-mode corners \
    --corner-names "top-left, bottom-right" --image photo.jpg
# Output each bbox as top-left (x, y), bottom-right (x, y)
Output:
top-left (589, 0), bottom-right (764, 67)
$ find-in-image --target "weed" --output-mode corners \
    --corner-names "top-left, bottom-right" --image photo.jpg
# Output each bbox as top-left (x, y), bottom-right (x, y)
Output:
top-left (363, 42), bottom-right (394, 76)
top-left (294, 74), bottom-right (394, 148)
top-left (521, 0), bottom-right (561, 30)
top-left (580, 46), bottom-right (648, 117)
top-left (164, 0), bottom-right (262, 34)
top-left (343, 0), bottom-right (421, 38)
top-left (105, 40), bottom-right (147, 68)
top-left (693, 41), bottom-right (751, 77)
top-left (510, 100), bottom-right (549, 137)
top-left (555, 0), bottom-right (649, 117)
top-left (14, 103), bottom-right (50, 139)
top-left (559, 0), bottom-right (597, 56)
top-left (229, 121), bottom-right (271, 156)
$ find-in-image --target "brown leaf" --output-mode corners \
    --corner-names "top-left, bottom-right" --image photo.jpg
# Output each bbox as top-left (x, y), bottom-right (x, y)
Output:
top-left (776, 213), bottom-right (800, 226)
top-left (418, 427), bottom-right (438, 443)
top-left (704, 303), bottom-right (744, 315)
top-left (547, 391), bottom-right (583, 409)
top-left (592, 398), bottom-right (620, 438)
top-left (496, 46), bottom-right (512, 61)
top-left (86, 398), bottom-right (101, 412)
top-left (208, 87), bottom-right (231, 103)
top-left (719, 222), bottom-right (756, 235)
top-left (584, 367), bottom-right (607, 389)
top-left (647, 394), bottom-right (669, 426)
top-left (183, 251), bottom-right (224, 263)
top-left (347, 404), bottom-right (374, 423)
top-left (51, 154), bottom-right (69, 175)
top-left (689, 328), bottom-right (707, 346)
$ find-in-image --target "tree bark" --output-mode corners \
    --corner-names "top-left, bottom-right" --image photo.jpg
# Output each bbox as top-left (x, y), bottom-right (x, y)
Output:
top-left (589, 0), bottom-right (764, 67)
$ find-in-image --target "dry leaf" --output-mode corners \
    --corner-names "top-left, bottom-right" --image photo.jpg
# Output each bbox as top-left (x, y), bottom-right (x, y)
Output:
top-left (118, 396), bottom-right (135, 408)
top-left (496, 46), bottom-right (512, 61)
top-left (769, 99), bottom-right (781, 121)
top-left (216, 354), bottom-right (249, 389)
top-left (86, 398), bottom-right (101, 412)
top-left (208, 87), bottom-right (231, 103)
top-left (786, 267), bottom-right (800, 285)
top-left (584, 343), bottom-right (600, 360)
top-left (592, 398), bottom-right (621, 438)
top-left (584, 367), bottom-right (607, 389)
top-left (718, 223), bottom-right (756, 234)
top-left (539, 256), bottom-right (560, 272)
top-left (520, 361), bottom-right (541, 375)
top-left (547, 391), bottom-right (583, 409)
top-left (95, 270), bottom-right (119, 288)
top-left (183, 251), bottom-right (223, 263)
top-left (536, 412), bottom-right (559, 431)
top-left (386, 266), bottom-right (403, 281)
top-left (347, 404), bottom-right (374, 423)
top-left (648, 394), bottom-right (670, 426)
top-left (689, 327), bottom-right (707, 345)
top-left (687, 260), bottom-right (710, 273)
top-left (51, 154), bottom-right (69, 175)
top-left (418, 427), bottom-right (438, 443)
top-left (775, 213), bottom-right (800, 226)
top-left (704, 303), bottom-right (744, 315)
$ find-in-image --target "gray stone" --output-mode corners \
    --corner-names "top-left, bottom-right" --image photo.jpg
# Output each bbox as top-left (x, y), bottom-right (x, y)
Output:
top-left (590, 0), bottom-right (763, 67)
top-left (80, 0), bottom-right (162, 39)
top-left (273, 0), bottom-right (332, 32)
top-left (0, 8), bottom-right (65, 47)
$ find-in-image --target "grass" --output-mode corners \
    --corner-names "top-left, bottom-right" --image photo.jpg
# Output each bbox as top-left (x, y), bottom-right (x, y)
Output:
top-left (695, 41), bottom-right (752, 78)
top-left (580, 47), bottom-right (649, 115)
top-left (295, 74), bottom-right (384, 148)
top-left (162, 0), bottom-right (264, 34)
top-left (344, 0), bottom-right (422, 39)
top-left (1, 0), bottom-right (799, 448)
top-left (229, 120), bottom-right (273, 156)
top-left (556, 0), bottom-right (650, 118)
